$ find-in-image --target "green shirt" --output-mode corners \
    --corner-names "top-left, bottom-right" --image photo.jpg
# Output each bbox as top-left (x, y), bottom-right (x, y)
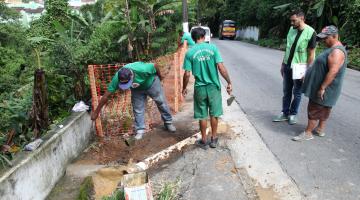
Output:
top-left (183, 42), bottom-right (223, 88)
top-left (108, 62), bottom-right (156, 92)
top-left (181, 32), bottom-right (195, 47)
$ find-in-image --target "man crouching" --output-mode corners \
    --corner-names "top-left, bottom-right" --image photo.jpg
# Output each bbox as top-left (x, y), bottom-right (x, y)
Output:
top-left (91, 61), bottom-right (176, 140)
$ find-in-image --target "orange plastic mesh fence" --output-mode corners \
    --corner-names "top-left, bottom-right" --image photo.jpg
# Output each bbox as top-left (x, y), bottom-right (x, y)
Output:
top-left (88, 43), bottom-right (187, 137)
top-left (88, 64), bottom-right (160, 136)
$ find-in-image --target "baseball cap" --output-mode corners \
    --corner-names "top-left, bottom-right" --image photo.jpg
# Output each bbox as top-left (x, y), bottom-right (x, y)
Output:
top-left (117, 68), bottom-right (133, 90)
top-left (317, 25), bottom-right (339, 39)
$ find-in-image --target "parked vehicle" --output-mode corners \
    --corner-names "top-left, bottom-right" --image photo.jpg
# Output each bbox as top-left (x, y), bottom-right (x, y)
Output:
top-left (190, 26), bottom-right (212, 43)
top-left (219, 20), bottom-right (236, 40)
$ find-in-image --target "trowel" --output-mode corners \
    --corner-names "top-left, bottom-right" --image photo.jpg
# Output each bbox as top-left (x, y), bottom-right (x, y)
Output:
top-left (125, 137), bottom-right (135, 146)
top-left (227, 95), bottom-right (235, 106)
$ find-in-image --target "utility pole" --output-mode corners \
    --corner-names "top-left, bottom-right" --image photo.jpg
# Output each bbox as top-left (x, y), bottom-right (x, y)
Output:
top-left (182, 0), bottom-right (189, 32)
top-left (197, 0), bottom-right (200, 24)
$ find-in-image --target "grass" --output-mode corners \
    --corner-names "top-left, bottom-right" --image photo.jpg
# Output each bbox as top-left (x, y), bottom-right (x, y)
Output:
top-left (77, 176), bottom-right (94, 200)
top-left (237, 37), bottom-right (286, 50)
top-left (155, 178), bottom-right (181, 200)
top-left (0, 153), bottom-right (12, 168)
top-left (102, 190), bottom-right (125, 200)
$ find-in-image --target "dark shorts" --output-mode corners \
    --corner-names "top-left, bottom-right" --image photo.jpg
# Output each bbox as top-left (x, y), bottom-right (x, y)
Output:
top-left (307, 100), bottom-right (332, 121)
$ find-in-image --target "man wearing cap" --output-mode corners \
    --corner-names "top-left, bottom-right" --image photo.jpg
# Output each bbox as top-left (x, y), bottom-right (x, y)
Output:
top-left (179, 31), bottom-right (195, 48)
top-left (91, 61), bottom-right (176, 140)
top-left (273, 10), bottom-right (317, 125)
top-left (292, 25), bottom-right (347, 141)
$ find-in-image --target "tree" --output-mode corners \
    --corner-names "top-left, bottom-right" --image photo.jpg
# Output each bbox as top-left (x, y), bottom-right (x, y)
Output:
top-left (0, 0), bottom-right (20, 21)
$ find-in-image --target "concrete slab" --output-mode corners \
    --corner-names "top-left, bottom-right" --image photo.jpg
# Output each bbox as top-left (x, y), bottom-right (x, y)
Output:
top-left (149, 144), bottom-right (248, 200)
top-left (220, 88), bottom-right (302, 200)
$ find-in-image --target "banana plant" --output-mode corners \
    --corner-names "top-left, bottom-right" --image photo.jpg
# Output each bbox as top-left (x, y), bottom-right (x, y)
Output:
top-left (129, 0), bottom-right (180, 55)
top-left (132, 0), bottom-right (180, 31)
top-left (310, 0), bottom-right (346, 30)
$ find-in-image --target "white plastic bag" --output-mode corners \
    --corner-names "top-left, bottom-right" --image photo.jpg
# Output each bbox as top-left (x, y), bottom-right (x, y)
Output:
top-left (24, 139), bottom-right (43, 151)
top-left (72, 101), bottom-right (89, 112)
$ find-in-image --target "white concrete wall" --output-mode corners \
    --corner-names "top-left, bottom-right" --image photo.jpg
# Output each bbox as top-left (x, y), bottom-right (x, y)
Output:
top-left (236, 26), bottom-right (260, 41)
top-left (0, 112), bottom-right (93, 200)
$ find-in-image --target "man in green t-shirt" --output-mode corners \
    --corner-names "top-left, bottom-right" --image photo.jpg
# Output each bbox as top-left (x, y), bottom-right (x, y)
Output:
top-left (179, 31), bottom-right (195, 48)
top-left (91, 61), bottom-right (176, 140)
top-left (182, 27), bottom-right (232, 149)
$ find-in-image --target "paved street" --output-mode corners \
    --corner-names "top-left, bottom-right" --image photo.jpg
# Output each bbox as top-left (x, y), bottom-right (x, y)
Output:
top-left (214, 39), bottom-right (360, 200)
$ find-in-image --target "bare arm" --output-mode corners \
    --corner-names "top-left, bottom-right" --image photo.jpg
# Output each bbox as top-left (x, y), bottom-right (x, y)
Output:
top-left (307, 48), bottom-right (316, 66)
top-left (91, 91), bottom-right (112, 120)
top-left (318, 49), bottom-right (345, 100)
top-left (217, 62), bottom-right (232, 94)
top-left (182, 71), bottom-right (191, 96)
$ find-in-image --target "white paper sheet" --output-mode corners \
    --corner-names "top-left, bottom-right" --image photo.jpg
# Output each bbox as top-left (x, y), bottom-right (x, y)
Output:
top-left (292, 63), bottom-right (307, 79)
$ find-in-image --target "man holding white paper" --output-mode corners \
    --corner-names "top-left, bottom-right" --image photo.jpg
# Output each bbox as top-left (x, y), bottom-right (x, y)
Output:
top-left (273, 10), bottom-right (317, 125)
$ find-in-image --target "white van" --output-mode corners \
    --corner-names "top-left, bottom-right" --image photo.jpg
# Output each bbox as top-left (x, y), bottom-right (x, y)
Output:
top-left (190, 26), bottom-right (212, 43)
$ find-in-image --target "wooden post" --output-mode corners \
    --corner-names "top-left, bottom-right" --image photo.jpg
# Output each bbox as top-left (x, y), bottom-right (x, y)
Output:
top-left (88, 65), bottom-right (104, 137)
top-left (174, 52), bottom-right (179, 112)
top-left (178, 41), bottom-right (187, 104)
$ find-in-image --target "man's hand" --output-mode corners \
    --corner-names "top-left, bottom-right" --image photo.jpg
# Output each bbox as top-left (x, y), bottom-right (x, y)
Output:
top-left (226, 84), bottom-right (232, 95)
top-left (182, 88), bottom-right (188, 97)
top-left (318, 89), bottom-right (325, 101)
top-left (280, 63), bottom-right (285, 77)
top-left (91, 111), bottom-right (99, 121)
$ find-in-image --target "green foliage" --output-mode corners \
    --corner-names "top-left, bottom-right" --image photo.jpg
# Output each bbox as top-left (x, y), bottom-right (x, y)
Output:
top-left (45, 0), bottom-right (70, 26)
top-left (194, 0), bottom-right (223, 36)
top-left (156, 178), bottom-right (181, 200)
top-left (101, 190), bottom-right (125, 200)
top-left (0, 4), bottom-right (34, 148)
top-left (83, 21), bottom-right (125, 63)
top-left (0, 90), bottom-right (32, 134)
top-left (199, 0), bottom-right (359, 66)
top-left (257, 38), bottom-right (286, 50)
top-left (0, 0), bottom-right (20, 21)
top-left (46, 73), bottom-right (76, 120)
top-left (342, 0), bottom-right (360, 46)
top-left (0, 0), bottom-right (182, 162)
top-left (77, 176), bottom-right (94, 200)
top-left (0, 153), bottom-right (13, 168)
top-left (348, 48), bottom-right (360, 69)
top-left (27, 0), bottom-right (70, 50)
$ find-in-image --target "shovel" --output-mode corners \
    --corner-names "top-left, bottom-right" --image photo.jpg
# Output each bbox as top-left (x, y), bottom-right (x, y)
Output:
top-left (227, 95), bottom-right (235, 106)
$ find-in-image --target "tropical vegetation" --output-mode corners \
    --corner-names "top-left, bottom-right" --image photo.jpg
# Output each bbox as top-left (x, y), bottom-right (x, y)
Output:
top-left (0, 0), bottom-right (185, 167)
top-left (1, 0), bottom-right (360, 167)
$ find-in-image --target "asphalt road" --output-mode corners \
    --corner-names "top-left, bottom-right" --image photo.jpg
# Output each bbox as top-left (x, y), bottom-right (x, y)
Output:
top-left (214, 39), bottom-right (360, 200)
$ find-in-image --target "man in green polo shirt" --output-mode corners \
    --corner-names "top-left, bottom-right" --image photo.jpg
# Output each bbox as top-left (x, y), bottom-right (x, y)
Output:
top-left (179, 31), bottom-right (195, 48)
top-left (182, 27), bottom-right (232, 149)
top-left (91, 61), bottom-right (176, 140)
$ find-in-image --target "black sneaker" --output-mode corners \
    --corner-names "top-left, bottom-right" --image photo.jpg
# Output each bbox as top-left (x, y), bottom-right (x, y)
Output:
top-left (209, 137), bottom-right (219, 148)
top-left (196, 139), bottom-right (209, 150)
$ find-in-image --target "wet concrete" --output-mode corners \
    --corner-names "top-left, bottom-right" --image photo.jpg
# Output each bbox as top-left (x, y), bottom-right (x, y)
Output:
top-left (149, 137), bottom-right (248, 200)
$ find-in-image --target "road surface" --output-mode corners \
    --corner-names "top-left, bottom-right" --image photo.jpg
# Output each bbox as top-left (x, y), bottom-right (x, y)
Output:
top-left (214, 39), bottom-right (360, 200)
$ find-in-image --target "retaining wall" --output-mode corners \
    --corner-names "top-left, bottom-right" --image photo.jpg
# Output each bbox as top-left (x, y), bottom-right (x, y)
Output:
top-left (0, 111), bottom-right (93, 200)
